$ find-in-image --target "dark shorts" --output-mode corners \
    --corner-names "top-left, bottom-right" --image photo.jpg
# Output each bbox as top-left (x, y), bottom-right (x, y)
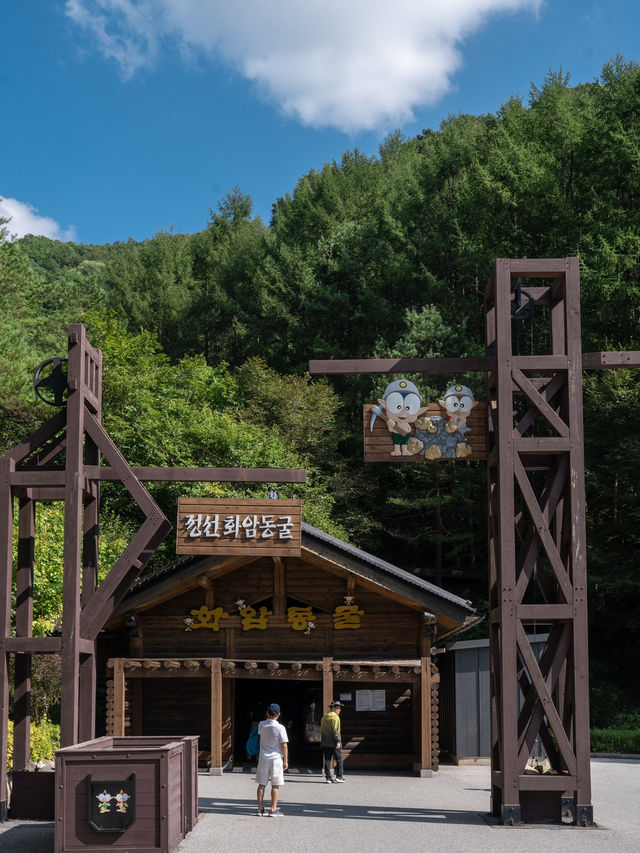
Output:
top-left (392, 432), bottom-right (410, 445)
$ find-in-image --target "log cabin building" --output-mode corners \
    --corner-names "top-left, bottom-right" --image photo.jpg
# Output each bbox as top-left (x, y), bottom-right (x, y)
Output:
top-left (100, 524), bottom-right (476, 774)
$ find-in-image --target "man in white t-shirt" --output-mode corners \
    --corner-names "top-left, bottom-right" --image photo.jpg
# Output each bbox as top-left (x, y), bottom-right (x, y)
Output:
top-left (256, 702), bottom-right (289, 817)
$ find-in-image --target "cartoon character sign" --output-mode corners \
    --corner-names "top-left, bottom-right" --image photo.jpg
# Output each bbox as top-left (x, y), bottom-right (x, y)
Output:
top-left (369, 380), bottom-right (478, 459)
top-left (96, 790), bottom-right (112, 814)
top-left (115, 790), bottom-right (130, 813)
top-left (408, 383), bottom-right (477, 459)
top-left (370, 379), bottom-right (429, 456)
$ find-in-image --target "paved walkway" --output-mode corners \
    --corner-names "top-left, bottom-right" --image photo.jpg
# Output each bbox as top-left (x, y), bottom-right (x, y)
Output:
top-left (1, 758), bottom-right (638, 852)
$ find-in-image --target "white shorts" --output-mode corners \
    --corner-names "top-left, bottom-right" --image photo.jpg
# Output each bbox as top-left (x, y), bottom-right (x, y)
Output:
top-left (256, 755), bottom-right (284, 787)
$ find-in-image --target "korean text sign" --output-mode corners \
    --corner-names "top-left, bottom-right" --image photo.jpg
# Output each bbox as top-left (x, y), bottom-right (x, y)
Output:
top-left (176, 498), bottom-right (302, 557)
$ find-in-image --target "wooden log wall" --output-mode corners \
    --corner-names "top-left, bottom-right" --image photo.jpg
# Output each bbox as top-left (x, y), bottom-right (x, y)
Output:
top-left (338, 681), bottom-right (414, 767)
top-left (132, 557), bottom-right (426, 662)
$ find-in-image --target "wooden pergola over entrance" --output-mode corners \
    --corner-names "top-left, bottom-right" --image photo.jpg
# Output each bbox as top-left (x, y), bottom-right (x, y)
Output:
top-left (105, 656), bottom-right (437, 774)
top-left (0, 323), bottom-right (305, 821)
top-left (310, 257), bottom-right (640, 825)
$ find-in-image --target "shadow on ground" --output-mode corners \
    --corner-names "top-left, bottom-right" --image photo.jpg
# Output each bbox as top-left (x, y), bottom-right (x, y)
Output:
top-left (199, 796), bottom-right (487, 825)
top-left (0, 822), bottom-right (54, 852)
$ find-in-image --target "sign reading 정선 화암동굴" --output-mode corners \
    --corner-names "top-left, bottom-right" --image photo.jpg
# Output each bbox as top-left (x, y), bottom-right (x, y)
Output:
top-left (176, 498), bottom-right (302, 557)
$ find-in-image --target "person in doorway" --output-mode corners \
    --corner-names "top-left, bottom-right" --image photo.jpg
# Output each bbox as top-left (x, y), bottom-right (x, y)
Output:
top-left (256, 703), bottom-right (289, 817)
top-left (321, 699), bottom-right (345, 783)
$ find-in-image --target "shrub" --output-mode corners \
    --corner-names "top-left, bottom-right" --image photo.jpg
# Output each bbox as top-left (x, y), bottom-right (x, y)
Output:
top-left (590, 727), bottom-right (640, 754)
top-left (5, 719), bottom-right (61, 770)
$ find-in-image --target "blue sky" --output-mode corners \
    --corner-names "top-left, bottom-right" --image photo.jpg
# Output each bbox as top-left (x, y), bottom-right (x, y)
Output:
top-left (0, 1), bottom-right (637, 245)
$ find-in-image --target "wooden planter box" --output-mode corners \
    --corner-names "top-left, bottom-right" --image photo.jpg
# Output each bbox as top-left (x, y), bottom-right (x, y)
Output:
top-left (55, 735), bottom-right (198, 853)
top-left (9, 770), bottom-right (55, 819)
top-left (108, 736), bottom-right (199, 834)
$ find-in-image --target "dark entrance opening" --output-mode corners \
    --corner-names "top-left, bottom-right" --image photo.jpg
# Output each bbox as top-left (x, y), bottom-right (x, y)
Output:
top-left (234, 679), bottom-right (323, 768)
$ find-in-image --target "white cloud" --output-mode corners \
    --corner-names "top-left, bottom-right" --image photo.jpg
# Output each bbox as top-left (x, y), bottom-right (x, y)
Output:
top-left (66, 0), bottom-right (542, 133)
top-left (0, 197), bottom-right (77, 242)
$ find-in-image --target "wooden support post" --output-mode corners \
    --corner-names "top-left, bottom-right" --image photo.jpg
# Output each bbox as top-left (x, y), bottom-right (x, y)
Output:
top-left (323, 657), bottom-right (333, 711)
top-left (0, 457), bottom-right (14, 821)
top-left (78, 651), bottom-right (96, 744)
top-left (60, 327), bottom-right (85, 747)
top-left (78, 427), bottom-right (99, 744)
top-left (273, 557), bottom-right (286, 616)
top-left (210, 658), bottom-right (223, 774)
top-left (492, 259), bottom-right (520, 821)
top-left (113, 659), bottom-right (126, 737)
top-left (565, 257), bottom-right (592, 819)
top-left (14, 496), bottom-right (35, 770)
top-left (419, 656), bottom-right (432, 777)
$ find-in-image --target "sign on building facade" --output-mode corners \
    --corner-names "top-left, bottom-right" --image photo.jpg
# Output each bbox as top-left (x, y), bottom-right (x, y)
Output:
top-left (176, 498), bottom-right (302, 556)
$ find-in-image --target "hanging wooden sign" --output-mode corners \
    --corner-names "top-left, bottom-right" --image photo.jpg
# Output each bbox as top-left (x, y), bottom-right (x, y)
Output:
top-left (363, 380), bottom-right (487, 462)
top-left (176, 498), bottom-right (302, 556)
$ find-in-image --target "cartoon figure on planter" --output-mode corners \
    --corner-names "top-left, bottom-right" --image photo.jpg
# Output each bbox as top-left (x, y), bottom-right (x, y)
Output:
top-left (408, 383), bottom-right (477, 459)
top-left (370, 379), bottom-right (429, 456)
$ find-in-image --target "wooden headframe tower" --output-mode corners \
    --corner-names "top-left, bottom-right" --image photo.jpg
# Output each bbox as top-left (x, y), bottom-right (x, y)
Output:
top-left (0, 324), bottom-right (305, 821)
top-left (486, 257), bottom-right (591, 824)
top-left (309, 256), bottom-right (640, 824)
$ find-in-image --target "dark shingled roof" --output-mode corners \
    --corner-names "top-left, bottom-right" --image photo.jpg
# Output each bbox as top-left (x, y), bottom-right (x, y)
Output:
top-left (300, 523), bottom-right (473, 612)
top-left (126, 522), bottom-right (474, 617)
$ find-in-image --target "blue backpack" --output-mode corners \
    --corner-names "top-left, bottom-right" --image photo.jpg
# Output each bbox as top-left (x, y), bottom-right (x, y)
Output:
top-left (246, 724), bottom-right (260, 758)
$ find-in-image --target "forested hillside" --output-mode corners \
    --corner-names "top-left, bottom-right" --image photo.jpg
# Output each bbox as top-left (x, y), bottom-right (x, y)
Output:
top-left (1, 60), bottom-right (639, 721)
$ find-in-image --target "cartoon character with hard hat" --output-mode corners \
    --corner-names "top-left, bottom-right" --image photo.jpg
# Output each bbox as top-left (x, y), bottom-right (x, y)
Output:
top-left (371, 379), bottom-right (429, 456)
top-left (441, 384), bottom-right (477, 433)
top-left (407, 382), bottom-right (478, 459)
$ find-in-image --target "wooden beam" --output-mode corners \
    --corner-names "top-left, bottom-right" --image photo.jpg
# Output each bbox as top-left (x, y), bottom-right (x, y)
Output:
top-left (80, 516), bottom-right (172, 639)
top-left (10, 470), bottom-right (67, 487)
top-left (309, 356), bottom-right (494, 376)
top-left (582, 350), bottom-right (640, 369)
top-left (106, 556), bottom-right (259, 622)
top-left (83, 465), bottom-right (307, 483)
top-left (3, 637), bottom-right (63, 653)
top-left (7, 410), bottom-right (66, 465)
top-left (507, 258), bottom-right (569, 277)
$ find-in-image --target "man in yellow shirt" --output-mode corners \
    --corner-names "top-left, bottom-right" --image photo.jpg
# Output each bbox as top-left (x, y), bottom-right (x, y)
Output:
top-left (320, 700), bottom-right (344, 783)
